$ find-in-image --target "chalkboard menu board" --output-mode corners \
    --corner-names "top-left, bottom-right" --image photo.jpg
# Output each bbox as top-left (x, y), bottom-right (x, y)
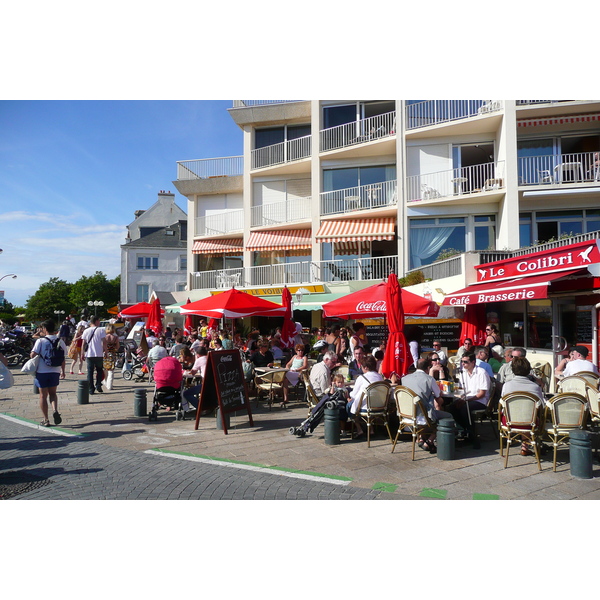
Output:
top-left (194, 349), bottom-right (253, 434)
top-left (576, 306), bottom-right (593, 344)
top-left (405, 319), bottom-right (463, 351)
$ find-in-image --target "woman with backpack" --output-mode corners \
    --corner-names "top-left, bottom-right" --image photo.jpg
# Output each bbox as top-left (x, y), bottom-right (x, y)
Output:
top-left (30, 319), bottom-right (67, 427)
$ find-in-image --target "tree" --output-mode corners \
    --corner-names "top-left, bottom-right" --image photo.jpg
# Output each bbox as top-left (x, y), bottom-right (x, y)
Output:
top-left (69, 271), bottom-right (120, 319)
top-left (25, 278), bottom-right (74, 321)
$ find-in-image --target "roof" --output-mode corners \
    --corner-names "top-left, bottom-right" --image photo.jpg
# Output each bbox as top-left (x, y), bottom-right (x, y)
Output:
top-left (122, 221), bottom-right (187, 249)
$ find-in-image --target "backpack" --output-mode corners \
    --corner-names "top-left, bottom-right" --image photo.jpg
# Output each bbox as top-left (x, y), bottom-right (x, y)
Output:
top-left (42, 336), bottom-right (65, 367)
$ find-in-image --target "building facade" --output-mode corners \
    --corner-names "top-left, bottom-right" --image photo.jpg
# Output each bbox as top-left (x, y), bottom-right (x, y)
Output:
top-left (120, 191), bottom-right (188, 306)
top-left (173, 100), bottom-right (600, 353)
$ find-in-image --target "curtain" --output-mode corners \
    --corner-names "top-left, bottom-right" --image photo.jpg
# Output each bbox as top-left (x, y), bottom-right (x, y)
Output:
top-left (410, 226), bottom-right (456, 268)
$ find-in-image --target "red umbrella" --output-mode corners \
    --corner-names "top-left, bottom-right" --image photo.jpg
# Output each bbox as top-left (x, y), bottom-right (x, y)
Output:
top-left (183, 298), bottom-right (194, 335)
top-left (380, 273), bottom-right (410, 379)
top-left (180, 288), bottom-right (287, 319)
top-left (280, 287), bottom-right (296, 349)
top-left (118, 301), bottom-right (154, 319)
top-left (322, 281), bottom-right (439, 319)
top-left (460, 304), bottom-right (486, 346)
top-left (146, 298), bottom-right (163, 336)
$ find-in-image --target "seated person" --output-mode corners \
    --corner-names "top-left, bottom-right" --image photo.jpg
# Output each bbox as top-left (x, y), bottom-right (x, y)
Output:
top-left (309, 351), bottom-right (336, 398)
top-left (562, 345), bottom-right (599, 377)
top-left (554, 350), bottom-right (574, 381)
top-left (488, 345), bottom-right (505, 374)
top-left (189, 346), bottom-right (208, 379)
top-left (432, 341), bottom-right (448, 366)
top-left (347, 355), bottom-right (384, 438)
top-left (456, 338), bottom-right (473, 360)
top-left (283, 343), bottom-right (309, 406)
top-left (347, 346), bottom-right (365, 380)
top-left (402, 357), bottom-right (453, 453)
top-left (270, 338), bottom-right (284, 361)
top-left (427, 351), bottom-right (449, 381)
top-left (147, 338), bottom-right (168, 369)
top-left (330, 373), bottom-right (350, 432)
top-left (502, 356), bottom-right (545, 456)
top-left (250, 343), bottom-right (274, 369)
top-left (373, 349), bottom-right (384, 373)
top-left (448, 352), bottom-right (490, 449)
top-left (178, 346), bottom-right (194, 371)
top-left (475, 346), bottom-right (494, 378)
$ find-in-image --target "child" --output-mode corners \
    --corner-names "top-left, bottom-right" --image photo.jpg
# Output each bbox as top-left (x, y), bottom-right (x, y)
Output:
top-left (329, 373), bottom-right (350, 434)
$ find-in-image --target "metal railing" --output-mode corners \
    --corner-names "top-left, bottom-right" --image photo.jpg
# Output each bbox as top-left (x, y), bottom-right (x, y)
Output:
top-left (251, 196), bottom-right (311, 227)
top-left (320, 179), bottom-right (398, 216)
top-left (406, 100), bottom-right (502, 129)
top-left (407, 255), bottom-right (463, 280)
top-left (232, 100), bottom-right (303, 108)
top-left (407, 161), bottom-right (505, 202)
top-left (195, 209), bottom-right (244, 236)
top-left (516, 100), bottom-right (570, 105)
top-left (320, 111), bottom-right (396, 153)
top-left (177, 156), bottom-right (243, 180)
top-left (518, 151), bottom-right (600, 185)
top-left (190, 255), bottom-right (399, 291)
top-left (251, 135), bottom-right (311, 170)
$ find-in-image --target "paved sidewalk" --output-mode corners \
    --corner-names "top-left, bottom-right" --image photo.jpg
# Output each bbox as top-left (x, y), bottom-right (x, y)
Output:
top-left (2, 368), bottom-right (600, 499)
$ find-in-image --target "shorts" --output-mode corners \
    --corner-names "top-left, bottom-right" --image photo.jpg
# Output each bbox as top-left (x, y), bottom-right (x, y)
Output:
top-left (35, 371), bottom-right (60, 389)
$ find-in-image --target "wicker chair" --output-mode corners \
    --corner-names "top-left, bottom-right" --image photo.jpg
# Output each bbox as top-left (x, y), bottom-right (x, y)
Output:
top-left (543, 392), bottom-right (588, 472)
top-left (498, 392), bottom-right (542, 471)
top-left (557, 375), bottom-right (596, 401)
top-left (355, 381), bottom-right (393, 448)
top-left (573, 371), bottom-right (600, 390)
top-left (302, 371), bottom-right (320, 417)
top-left (254, 370), bottom-right (286, 410)
top-left (392, 385), bottom-right (436, 460)
top-left (470, 377), bottom-right (499, 438)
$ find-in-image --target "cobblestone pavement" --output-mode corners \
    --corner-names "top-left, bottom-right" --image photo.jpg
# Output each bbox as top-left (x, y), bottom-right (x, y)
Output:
top-left (3, 368), bottom-right (600, 500)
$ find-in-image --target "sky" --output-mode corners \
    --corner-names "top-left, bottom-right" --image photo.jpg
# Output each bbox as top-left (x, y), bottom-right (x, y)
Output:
top-left (0, 100), bottom-right (244, 307)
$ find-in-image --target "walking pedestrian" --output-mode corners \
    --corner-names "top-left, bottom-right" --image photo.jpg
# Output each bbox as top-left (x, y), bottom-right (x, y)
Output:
top-left (81, 316), bottom-right (106, 395)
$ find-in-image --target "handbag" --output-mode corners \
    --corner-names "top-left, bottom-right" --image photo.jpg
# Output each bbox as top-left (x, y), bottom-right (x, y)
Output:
top-left (0, 362), bottom-right (14, 389)
top-left (21, 354), bottom-right (40, 375)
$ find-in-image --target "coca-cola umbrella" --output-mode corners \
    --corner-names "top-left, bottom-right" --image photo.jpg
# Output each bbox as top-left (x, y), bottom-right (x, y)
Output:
top-left (459, 304), bottom-right (486, 346)
top-left (380, 273), bottom-right (410, 379)
top-left (183, 298), bottom-right (194, 335)
top-left (322, 281), bottom-right (439, 319)
top-left (119, 301), bottom-right (155, 319)
top-left (180, 288), bottom-right (287, 319)
top-left (280, 287), bottom-right (297, 349)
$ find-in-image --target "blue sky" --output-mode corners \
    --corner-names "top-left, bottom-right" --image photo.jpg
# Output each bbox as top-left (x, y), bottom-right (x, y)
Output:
top-left (0, 100), bottom-right (243, 307)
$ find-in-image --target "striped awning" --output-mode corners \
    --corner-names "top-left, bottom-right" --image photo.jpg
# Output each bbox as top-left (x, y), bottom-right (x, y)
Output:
top-left (517, 113), bottom-right (600, 128)
top-left (192, 238), bottom-right (243, 254)
top-left (315, 218), bottom-right (396, 243)
top-left (246, 229), bottom-right (312, 252)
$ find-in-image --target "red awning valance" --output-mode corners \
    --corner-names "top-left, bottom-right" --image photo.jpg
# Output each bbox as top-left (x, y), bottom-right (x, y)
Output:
top-left (246, 229), bottom-right (311, 252)
top-left (192, 238), bottom-right (243, 254)
top-left (442, 269), bottom-right (587, 306)
top-left (517, 112), bottom-right (600, 128)
top-left (315, 218), bottom-right (396, 243)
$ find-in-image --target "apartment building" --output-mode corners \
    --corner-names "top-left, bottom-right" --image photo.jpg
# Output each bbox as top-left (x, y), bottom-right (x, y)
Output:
top-left (173, 100), bottom-right (600, 347)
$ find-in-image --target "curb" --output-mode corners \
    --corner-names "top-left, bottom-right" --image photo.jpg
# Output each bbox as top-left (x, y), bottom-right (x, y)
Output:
top-left (0, 412), bottom-right (85, 437)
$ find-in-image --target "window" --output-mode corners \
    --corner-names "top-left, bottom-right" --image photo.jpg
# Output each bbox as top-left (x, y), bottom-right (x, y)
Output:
top-left (137, 255), bottom-right (158, 270)
top-left (179, 255), bottom-right (187, 271)
top-left (254, 124), bottom-right (311, 150)
top-left (176, 282), bottom-right (187, 292)
top-left (520, 209), bottom-right (600, 246)
top-left (136, 284), bottom-right (149, 303)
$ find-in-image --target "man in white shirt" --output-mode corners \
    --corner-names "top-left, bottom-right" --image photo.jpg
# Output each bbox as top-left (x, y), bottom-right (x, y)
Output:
top-left (81, 316), bottom-right (106, 395)
top-left (449, 352), bottom-right (490, 449)
top-left (309, 351), bottom-right (336, 398)
top-left (347, 355), bottom-right (384, 438)
top-left (147, 339), bottom-right (168, 368)
top-left (563, 345), bottom-right (599, 377)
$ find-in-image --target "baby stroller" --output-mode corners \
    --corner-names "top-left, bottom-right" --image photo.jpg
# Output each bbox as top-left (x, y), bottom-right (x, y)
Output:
top-left (290, 388), bottom-right (347, 437)
top-left (122, 340), bottom-right (148, 382)
top-left (149, 356), bottom-right (185, 421)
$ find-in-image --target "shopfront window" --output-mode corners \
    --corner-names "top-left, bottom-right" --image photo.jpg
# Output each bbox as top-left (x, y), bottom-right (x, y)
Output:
top-left (519, 209), bottom-right (600, 246)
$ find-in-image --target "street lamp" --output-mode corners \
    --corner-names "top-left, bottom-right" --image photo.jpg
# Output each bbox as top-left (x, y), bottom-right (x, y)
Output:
top-left (0, 273), bottom-right (17, 283)
top-left (54, 309), bottom-right (65, 322)
top-left (88, 300), bottom-right (104, 317)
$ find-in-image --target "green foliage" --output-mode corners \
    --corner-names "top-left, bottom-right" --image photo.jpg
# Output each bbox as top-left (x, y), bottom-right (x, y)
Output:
top-left (69, 271), bottom-right (120, 318)
top-left (398, 271), bottom-right (425, 287)
top-left (435, 248), bottom-right (462, 261)
top-left (25, 277), bottom-right (73, 321)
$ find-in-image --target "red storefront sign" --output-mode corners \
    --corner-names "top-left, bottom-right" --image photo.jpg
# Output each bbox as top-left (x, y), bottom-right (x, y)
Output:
top-left (476, 240), bottom-right (600, 283)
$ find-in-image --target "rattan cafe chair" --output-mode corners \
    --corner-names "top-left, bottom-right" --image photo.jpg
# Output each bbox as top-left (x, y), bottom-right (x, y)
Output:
top-left (392, 385), bottom-right (436, 460)
top-left (355, 381), bottom-right (393, 448)
top-left (254, 370), bottom-right (286, 411)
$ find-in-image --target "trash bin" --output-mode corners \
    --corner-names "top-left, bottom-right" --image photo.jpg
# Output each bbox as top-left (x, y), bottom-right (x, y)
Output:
top-left (216, 407), bottom-right (230, 430)
top-left (324, 401), bottom-right (340, 445)
top-left (134, 389), bottom-right (147, 417)
top-left (437, 418), bottom-right (456, 461)
top-left (77, 380), bottom-right (89, 405)
top-left (570, 429), bottom-right (593, 479)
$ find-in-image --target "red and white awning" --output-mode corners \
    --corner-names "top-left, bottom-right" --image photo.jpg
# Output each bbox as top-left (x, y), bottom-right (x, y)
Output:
top-left (192, 238), bottom-right (243, 254)
top-left (315, 218), bottom-right (396, 243)
top-left (517, 113), bottom-right (600, 128)
top-left (246, 229), bottom-right (312, 252)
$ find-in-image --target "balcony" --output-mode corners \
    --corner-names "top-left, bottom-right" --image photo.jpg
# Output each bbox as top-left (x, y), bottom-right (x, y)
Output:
top-left (190, 255), bottom-right (399, 291)
top-left (320, 111), bottom-right (396, 153)
top-left (251, 197), bottom-right (311, 228)
top-left (177, 156), bottom-right (243, 180)
top-left (195, 209), bottom-right (244, 236)
top-left (407, 161), bottom-right (505, 203)
top-left (406, 100), bottom-right (502, 130)
top-left (251, 135), bottom-right (311, 170)
top-left (519, 152), bottom-right (600, 186)
top-left (320, 180), bottom-right (398, 216)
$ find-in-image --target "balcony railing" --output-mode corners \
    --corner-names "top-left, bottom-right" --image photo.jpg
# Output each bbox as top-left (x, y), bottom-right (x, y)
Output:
top-left (320, 179), bottom-right (398, 216)
top-left (190, 255), bottom-right (399, 291)
top-left (251, 197), bottom-right (311, 227)
top-left (407, 255), bottom-right (463, 280)
top-left (407, 161), bottom-right (505, 202)
top-left (195, 209), bottom-right (244, 236)
top-left (320, 111), bottom-right (396, 153)
top-left (251, 135), bottom-right (311, 170)
top-left (177, 156), bottom-right (243, 180)
top-left (406, 100), bottom-right (502, 130)
top-left (518, 151), bottom-right (600, 185)
top-left (233, 100), bottom-right (303, 108)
